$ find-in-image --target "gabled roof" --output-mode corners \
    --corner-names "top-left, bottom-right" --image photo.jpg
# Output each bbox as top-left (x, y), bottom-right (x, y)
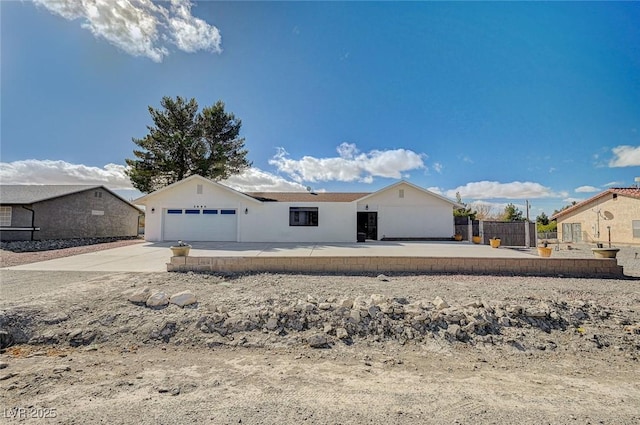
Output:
top-left (133, 174), bottom-right (262, 205)
top-left (0, 185), bottom-right (143, 212)
top-left (356, 180), bottom-right (464, 208)
top-left (246, 192), bottom-right (370, 202)
top-left (552, 187), bottom-right (640, 220)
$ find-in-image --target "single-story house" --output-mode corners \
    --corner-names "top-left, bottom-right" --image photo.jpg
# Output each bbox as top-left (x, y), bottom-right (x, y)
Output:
top-left (552, 187), bottom-right (640, 245)
top-left (134, 175), bottom-right (463, 243)
top-left (0, 185), bottom-right (143, 241)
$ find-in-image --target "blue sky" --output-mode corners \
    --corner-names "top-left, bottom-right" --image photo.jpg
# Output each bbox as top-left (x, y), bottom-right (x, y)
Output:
top-left (2, 1), bottom-right (640, 218)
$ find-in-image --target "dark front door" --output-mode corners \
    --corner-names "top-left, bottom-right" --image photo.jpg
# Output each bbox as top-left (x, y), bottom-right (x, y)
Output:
top-left (357, 212), bottom-right (378, 240)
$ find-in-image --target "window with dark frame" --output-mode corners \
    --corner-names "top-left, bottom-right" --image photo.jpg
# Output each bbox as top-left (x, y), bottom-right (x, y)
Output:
top-left (289, 207), bottom-right (318, 226)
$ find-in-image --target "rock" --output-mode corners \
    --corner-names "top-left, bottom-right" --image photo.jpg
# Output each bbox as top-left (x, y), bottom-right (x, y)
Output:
top-left (340, 299), bottom-right (354, 309)
top-left (0, 362), bottom-right (8, 369)
top-left (445, 324), bottom-right (462, 340)
top-left (306, 294), bottom-right (318, 304)
top-left (350, 309), bottom-right (362, 323)
top-left (265, 317), bottom-right (279, 331)
top-left (323, 323), bottom-right (333, 334)
top-left (169, 290), bottom-right (197, 307)
top-left (367, 305), bottom-right (381, 318)
top-left (146, 292), bottom-right (169, 308)
top-left (128, 287), bottom-right (151, 304)
top-left (307, 334), bottom-right (328, 348)
top-left (370, 294), bottom-right (387, 305)
top-left (336, 327), bottom-right (349, 340)
top-left (377, 274), bottom-right (389, 282)
top-left (433, 297), bottom-right (449, 310)
top-left (318, 303), bottom-right (332, 310)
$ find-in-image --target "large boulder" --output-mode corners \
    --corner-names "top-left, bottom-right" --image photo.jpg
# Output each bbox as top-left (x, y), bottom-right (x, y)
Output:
top-left (170, 290), bottom-right (197, 307)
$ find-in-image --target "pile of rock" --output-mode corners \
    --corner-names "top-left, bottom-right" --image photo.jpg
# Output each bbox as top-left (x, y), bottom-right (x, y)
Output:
top-left (194, 294), bottom-right (610, 348)
top-left (128, 287), bottom-right (197, 308)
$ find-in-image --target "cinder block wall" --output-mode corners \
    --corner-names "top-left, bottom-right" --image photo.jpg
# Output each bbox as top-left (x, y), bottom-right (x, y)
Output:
top-left (168, 256), bottom-right (624, 278)
top-left (27, 189), bottom-right (140, 240)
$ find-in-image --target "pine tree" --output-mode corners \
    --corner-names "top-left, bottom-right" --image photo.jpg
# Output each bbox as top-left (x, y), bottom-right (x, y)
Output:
top-left (126, 96), bottom-right (250, 193)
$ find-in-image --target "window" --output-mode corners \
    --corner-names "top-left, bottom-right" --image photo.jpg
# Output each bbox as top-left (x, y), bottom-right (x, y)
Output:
top-left (94, 191), bottom-right (102, 198)
top-left (196, 184), bottom-right (203, 195)
top-left (185, 209), bottom-right (200, 214)
top-left (167, 209), bottom-right (182, 214)
top-left (203, 209), bottom-right (218, 215)
top-left (633, 220), bottom-right (640, 238)
top-left (289, 207), bottom-right (318, 226)
top-left (0, 206), bottom-right (11, 226)
top-left (399, 189), bottom-right (404, 198)
top-left (220, 209), bottom-right (236, 215)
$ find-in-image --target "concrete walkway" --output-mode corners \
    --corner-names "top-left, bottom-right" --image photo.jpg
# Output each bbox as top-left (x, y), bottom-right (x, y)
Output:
top-left (3, 241), bottom-right (535, 273)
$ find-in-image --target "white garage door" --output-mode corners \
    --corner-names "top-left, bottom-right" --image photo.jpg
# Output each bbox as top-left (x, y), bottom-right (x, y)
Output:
top-left (163, 208), bottom-right (237, 242)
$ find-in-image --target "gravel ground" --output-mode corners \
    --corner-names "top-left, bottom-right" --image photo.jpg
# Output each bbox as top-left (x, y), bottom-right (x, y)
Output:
top-left (1, 267), bottom-right (639, 424)
top-left (1, 240), bottom-right (638, 423)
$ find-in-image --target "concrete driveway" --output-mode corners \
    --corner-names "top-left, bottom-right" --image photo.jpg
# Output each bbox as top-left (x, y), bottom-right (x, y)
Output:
top-left (2, 241), bottom-right (535, 273)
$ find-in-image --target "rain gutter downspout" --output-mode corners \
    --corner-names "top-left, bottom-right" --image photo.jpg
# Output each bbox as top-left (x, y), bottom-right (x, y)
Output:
top-left (22, 206), bottom-right (36, 241)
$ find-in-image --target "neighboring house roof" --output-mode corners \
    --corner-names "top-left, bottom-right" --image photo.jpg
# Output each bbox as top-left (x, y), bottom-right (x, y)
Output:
top-left (0, 184), bottom-right (143, 212)
top-left (246, 192), bottom-right (370, 202)
top-left (552, 187), bottom-right (640, 220)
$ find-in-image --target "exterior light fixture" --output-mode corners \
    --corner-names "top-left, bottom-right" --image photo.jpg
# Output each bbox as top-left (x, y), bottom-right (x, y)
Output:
top-left (365, 204), bottom-right (369, 210)
top-left (245, 208), bottom-right (248, 214)
top-left (151, 207), bottom-right (155, 214)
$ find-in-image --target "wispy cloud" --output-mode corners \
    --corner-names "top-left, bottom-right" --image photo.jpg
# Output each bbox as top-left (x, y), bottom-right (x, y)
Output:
top-left (33, 0), bottom-right (221, 62)
top-left (575, 185), bottom-right (600, 193)
top-left (269, 143), bottom-right (426, 184)
top-left (609, 145), bottom-right (640, 167)
top-left (445, 181), bottom-right (565, 200)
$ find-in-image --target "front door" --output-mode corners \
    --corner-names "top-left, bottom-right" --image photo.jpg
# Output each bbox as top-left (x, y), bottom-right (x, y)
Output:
top-left (357, 212), bottom-right (378, 240)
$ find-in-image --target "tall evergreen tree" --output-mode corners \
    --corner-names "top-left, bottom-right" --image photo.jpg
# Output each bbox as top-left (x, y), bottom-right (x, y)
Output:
top-left (126, 96), bottom-right (250, 193)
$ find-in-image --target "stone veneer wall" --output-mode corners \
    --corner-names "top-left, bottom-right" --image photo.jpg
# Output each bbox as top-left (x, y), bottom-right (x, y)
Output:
top-left (168, 256), bottom-right (624, 278)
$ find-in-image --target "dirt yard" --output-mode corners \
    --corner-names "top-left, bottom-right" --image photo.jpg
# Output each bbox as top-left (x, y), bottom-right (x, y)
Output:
top-left (1, 268), bottom-right (639, 424)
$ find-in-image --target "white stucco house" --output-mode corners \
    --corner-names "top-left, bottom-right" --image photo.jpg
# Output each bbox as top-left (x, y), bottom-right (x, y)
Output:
top-left (134, 175), bottom-right (462, 243)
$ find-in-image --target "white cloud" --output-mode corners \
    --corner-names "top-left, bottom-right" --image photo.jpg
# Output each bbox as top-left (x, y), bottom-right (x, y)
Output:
top-left (33, 0), bottom-right (221, 62)
top-left (562, 197), bottom-right (584, 204)
top-left (222, 167), bottom-right (307, 192)
top-left (268, 143), bottom-right (426, 183)
top-left (433, 162), bottom-right (443, 173)
top-left (603, 181), bottom-right (623, 187)
top-left (445, 181), bottom-right (564, 200)
top-left (0, 159), bottom-right (134, 189)
top-left (0, 159), bottom-right (307, 193)
top-left (575, 185), bottom-right (600, 193)
top-left (609, 145), bottom-right (640, 167)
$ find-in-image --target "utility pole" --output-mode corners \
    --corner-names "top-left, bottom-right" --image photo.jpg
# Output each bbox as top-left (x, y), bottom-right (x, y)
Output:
top-left (525, 200), bottom-right (531, 248)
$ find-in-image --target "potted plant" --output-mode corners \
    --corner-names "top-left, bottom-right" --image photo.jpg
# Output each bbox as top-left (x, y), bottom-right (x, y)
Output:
top-left (537, 240), bottom-right (552, 257)
top-left (472, 235), bottom-right (482, 244)
top-left (489, 237), bottom-right (501, 248)
top-left (170, 240), bottom-right (191, 257)
top-left (454, 232), bottom-right (463, 241)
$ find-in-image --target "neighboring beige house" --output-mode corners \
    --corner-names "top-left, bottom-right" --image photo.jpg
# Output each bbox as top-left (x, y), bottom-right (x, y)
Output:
top-left (552, 188), bottom-right (640, 245)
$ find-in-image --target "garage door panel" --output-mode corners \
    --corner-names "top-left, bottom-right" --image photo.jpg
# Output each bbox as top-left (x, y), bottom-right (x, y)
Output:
top-left (163, 208), bottom-right (237, 241)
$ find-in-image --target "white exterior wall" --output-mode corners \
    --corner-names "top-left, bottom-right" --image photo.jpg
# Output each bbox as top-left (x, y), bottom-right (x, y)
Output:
top-left (239, 202), bottom-right (356, 242)
top-left (141, 179), bottom-right (256, 242)
top-left (358, 183), bottom-right (454, 239)
top-left (139, 178), bottom-right (357, 242)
